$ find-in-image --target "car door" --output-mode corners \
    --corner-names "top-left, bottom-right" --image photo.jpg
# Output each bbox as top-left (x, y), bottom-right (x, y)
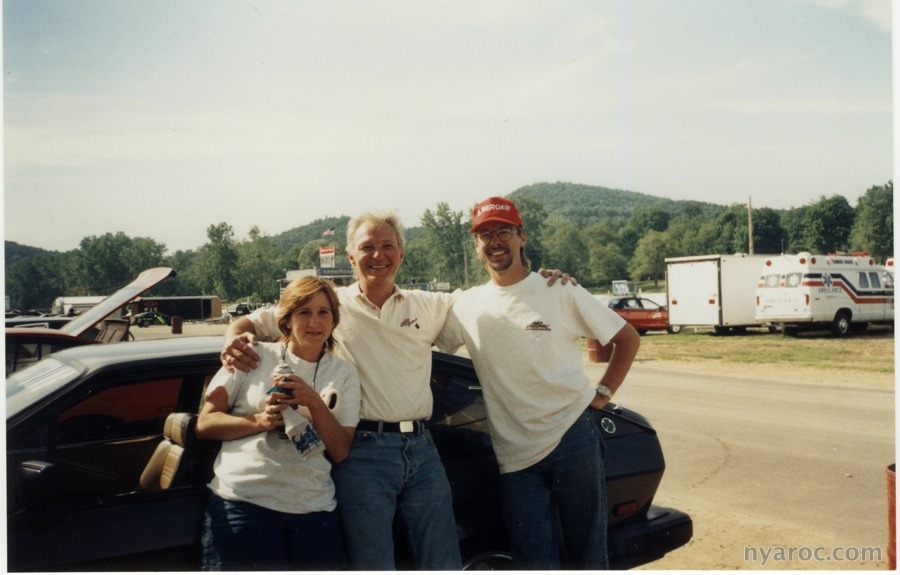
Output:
top-left (615, 298), bottom-right (649, 331)
top-left (638, 298), bottom-right (667, 331)
top-left (7, 366), bottom-right (213, 571)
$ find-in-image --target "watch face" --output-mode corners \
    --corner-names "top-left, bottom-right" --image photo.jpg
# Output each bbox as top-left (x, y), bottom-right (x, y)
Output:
top-left (597, 385), bottom-right (612, 397)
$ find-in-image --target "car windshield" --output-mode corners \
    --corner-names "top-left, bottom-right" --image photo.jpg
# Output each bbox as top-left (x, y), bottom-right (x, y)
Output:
top-left (6, 358), bottom-right (82, 418)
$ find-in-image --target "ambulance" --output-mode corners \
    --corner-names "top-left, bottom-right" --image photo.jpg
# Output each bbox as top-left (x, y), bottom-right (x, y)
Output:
top-left (755, 252), bottom-right (894, 336)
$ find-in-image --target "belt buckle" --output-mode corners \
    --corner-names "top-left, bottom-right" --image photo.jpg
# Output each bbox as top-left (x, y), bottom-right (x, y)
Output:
top-left (400, 421), bottom-right (414, 434)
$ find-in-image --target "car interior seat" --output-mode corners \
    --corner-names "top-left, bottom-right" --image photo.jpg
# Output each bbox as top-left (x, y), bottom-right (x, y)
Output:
top-left (96, 319), bottom-right (133, 343)
top-left (138, 412), bottom-right (199, 491)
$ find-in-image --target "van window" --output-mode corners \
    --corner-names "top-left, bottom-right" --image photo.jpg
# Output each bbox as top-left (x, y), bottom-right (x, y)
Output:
top-left (785, 273), bottom-right (803, 288)
top-left (858, 272), bottom-right (871, 289)
top-left (868, 272), bottom-right (882, 289)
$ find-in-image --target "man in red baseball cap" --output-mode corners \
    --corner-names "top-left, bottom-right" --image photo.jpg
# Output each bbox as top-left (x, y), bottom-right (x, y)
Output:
top-left (469, 196), bottom-right (524, 231)
top-left (437, 195), bottom-right (641, 569)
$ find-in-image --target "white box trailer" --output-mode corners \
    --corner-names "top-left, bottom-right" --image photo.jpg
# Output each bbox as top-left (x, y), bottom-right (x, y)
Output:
top-left (666, 254), bottom-right (770, 333)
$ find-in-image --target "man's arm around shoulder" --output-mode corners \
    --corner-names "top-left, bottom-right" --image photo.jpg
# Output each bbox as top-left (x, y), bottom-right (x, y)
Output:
top-left (222, 316), bottom-right (261, 373)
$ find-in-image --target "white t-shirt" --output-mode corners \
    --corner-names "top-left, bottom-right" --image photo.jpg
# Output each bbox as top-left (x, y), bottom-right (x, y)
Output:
top-left (435, 272), bottom-right (627, 474)
top-left (206, 341), bottom-right (361, 514)
top-left (248, 283), bottom-right (454, 421)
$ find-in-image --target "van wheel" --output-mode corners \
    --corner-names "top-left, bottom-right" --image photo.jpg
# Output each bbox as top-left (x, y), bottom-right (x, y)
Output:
top-left (667, 325), bottom-right (682, 334)
top-left (830, 311), bottom-right (851, 337)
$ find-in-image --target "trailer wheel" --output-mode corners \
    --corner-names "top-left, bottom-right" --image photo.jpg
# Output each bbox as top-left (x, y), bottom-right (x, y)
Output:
top-left (830, 311), bottom-right (851, 337)
top-left (667, 325), bottom-right (682, 334)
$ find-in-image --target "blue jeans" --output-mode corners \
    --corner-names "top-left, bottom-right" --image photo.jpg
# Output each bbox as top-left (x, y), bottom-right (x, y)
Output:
top-left (499, 410), bottom-right (608, 569)
top-left (331, 429), bottom-right (462, 570)
top-left (201, 494), bottom-right (347, 571)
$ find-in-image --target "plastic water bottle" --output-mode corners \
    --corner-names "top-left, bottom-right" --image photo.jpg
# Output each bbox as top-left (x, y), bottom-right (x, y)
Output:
top-left (270, 359), bottom-right (325, 459)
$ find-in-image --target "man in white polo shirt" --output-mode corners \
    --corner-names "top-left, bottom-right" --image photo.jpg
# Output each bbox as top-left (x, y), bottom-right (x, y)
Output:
top-left (436, 196), bottom-right (640, 569)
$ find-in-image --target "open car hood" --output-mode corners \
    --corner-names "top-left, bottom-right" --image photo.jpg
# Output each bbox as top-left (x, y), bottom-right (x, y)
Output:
top-left (60, 267), bottom-right (176, 337)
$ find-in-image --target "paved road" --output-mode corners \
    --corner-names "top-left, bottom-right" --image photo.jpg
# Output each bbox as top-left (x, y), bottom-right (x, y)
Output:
top-left (137, 324), bottom-right (894, 569)
top-left (585, 361), bottom-right (895, 570)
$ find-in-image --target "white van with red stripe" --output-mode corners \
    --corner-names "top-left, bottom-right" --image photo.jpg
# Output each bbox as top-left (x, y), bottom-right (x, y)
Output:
top-left (755, 252), bottom-right (894, 336)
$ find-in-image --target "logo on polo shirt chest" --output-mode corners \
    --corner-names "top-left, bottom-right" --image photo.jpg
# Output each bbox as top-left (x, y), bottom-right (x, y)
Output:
top-left (525, 321), bottom-right (551, 332)
top-left (400, 317), bottom-right (420, 329)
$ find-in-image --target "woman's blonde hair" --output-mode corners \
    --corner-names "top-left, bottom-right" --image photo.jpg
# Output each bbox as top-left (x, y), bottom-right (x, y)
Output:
top-left (276, 276), bottom-right (341, 353)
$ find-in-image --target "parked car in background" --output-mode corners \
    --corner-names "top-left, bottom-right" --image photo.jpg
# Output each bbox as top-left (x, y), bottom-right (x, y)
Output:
top-left (230, 302), bottom-right (267, 316)
top-left (5, 267), bottom-right (175, 375)
top-left (607, 296), bottom-right (682, 335)
top-left (7, 337), bottom-right (692, 571)
top-left (131, 311), bottom-right (170, 328)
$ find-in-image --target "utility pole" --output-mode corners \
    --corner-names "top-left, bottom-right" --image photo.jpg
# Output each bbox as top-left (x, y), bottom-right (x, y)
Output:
top-left (747, 197), bottom-right (754, 255)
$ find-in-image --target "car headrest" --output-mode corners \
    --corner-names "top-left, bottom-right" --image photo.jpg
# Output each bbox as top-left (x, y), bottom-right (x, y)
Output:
top-left (163, 412), bottom-right (197, 449)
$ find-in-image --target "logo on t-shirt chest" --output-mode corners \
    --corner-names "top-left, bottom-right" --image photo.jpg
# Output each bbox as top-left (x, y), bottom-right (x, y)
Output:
top-left (525, 320), bottom-right (551, 332)
top-left (400, 317), bottom-right (420, 329)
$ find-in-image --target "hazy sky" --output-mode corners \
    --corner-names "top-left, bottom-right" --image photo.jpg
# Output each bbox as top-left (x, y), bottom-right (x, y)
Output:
top-left (3, 0), bottom-right (893, 254)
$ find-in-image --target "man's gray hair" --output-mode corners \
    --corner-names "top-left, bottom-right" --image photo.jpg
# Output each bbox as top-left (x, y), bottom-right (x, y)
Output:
top-left (345, 211), bottom-right (407, 254)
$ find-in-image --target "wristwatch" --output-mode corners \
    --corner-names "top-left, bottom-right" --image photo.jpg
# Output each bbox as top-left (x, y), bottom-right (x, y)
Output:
top-left (596, 384), bottom-right (613, 400)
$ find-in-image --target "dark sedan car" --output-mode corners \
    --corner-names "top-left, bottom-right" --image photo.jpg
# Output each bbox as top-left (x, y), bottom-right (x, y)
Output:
top-left (607, 296), bottom-right (682, 335)
top-left (7, 337), bottom-right (691, 571)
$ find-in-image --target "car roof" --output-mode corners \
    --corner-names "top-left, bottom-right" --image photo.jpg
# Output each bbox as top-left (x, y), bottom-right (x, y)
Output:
top-left (50, 335), bottom-right (223, 368)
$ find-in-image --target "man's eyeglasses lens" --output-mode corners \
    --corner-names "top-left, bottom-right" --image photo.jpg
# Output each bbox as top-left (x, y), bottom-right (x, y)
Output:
top-left (477, 228), bottom-right (514, 242)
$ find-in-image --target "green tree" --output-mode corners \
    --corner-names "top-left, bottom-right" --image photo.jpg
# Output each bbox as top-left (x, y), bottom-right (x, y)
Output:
top-left (77, 232), bottom-right (167, 294)
top-left (193, 223), bottom-right (240, 299)
top-left (6, 253), bottom-right (69, 310)
top-left (628, 230), bottom-right (669, 286)
top-left (394, 238), bottom-right (432, 286)
top-left (236, 227), bottom-right (282, 302)
top-left (421, 203), bottom-right (468, 288)
top-left (664, 213), bottom-right (718, 257)
top-left (849, 181), bottom-right (893, 262)
top-left (619, 207), bottom-right (670, 257)
top-left (781, 207), bottom-right (809, 253)
top-left (507, 196), bottom-right (548, 271)
top-left (803, 195), bottom-right (855, 253)
top-left (542, 214), bottom-right (588, 280)
top-left (585, 241), bottom-right (629, 288)
top-left (162, 249), bottom-right (201, 296)
top-left (749, 207), bottom-right (787, 254)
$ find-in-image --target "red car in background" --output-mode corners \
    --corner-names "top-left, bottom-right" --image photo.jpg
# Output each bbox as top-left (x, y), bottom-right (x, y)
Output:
top-left (606, 297), bottom-right (681, 335)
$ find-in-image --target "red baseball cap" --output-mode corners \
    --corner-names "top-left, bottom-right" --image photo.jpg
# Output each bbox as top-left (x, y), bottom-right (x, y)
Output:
top-left (470, 196), bottom-right (523, 232)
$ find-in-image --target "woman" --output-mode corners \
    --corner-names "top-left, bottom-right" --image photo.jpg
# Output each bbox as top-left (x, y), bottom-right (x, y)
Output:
top-left (197, 276), bottom-right (360, 571)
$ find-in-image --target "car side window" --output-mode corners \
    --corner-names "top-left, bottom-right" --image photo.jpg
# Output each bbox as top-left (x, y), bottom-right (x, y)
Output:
top-left (6, 342), bottom-right (69, 375)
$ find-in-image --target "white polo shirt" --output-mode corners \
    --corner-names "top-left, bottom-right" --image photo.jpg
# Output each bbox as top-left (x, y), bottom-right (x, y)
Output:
top-left (248, 283), bottom-right (455, 422)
